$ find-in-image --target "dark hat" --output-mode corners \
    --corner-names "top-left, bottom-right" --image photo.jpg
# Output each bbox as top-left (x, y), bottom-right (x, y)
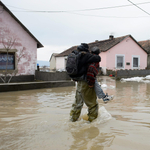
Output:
top-left (81, 43), bottom-right (89, 50)
top-left (77, 43), bottom-right (89, 52)
top-left (77, 45), bottom-right (85, 51)
top-left (91, 46), bottom-right (100, 55)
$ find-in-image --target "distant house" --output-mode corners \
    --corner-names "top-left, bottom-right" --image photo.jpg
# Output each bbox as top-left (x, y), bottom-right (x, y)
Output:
top-left (138, 40), bottom-right (150, 69)
top-left (55, 46), bottom-right (77, 71)
top-left (55, 35), bottom-right (148, 75)
top-left (0, 1), bottom-right (43, 77)
top-left (49, 53), bottom-right (58, 71)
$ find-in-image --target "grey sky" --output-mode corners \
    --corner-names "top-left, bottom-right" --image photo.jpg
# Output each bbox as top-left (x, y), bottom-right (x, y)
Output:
top-left (2, 0), bottom-right (150, 61)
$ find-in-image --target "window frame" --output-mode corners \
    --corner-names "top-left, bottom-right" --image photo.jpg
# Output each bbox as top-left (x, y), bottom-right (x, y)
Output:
top-left (132, 55), bottom-right (140, 69)
top-left (0, 49), bottom-right (18, 74)
top-left (115, 54), bottom-right (125, 69)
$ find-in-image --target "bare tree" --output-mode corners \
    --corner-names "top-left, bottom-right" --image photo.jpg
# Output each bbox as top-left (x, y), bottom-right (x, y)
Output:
top-left (7, 47), bottom-right (26, 83)
top-left (0, 27), bottom-right (25, 83)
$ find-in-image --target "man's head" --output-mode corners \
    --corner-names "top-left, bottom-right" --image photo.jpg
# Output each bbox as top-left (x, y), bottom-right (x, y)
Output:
top-left (77, 43), bottom-right (89, 52)
top-left (81, 43), bottom-right (89, 50)
top-left (91, 46), bottom-right (100, 55)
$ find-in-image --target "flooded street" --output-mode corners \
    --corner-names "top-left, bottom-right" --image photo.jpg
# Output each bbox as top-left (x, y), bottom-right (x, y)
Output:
top-left (0, 76), bottom-right (150, 150)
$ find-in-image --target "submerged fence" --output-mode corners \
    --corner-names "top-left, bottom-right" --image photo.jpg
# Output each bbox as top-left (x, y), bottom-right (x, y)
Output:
top-left (35, 70), bottom-right (71, 81)
top-left (1, 69), bottom-right (149, 83)
top-left (0, 75), bottom-right (34, 83)
top-left (107, 69), bottom-right (150, 80)
top-left (0, 71), bottom-right (71, 83)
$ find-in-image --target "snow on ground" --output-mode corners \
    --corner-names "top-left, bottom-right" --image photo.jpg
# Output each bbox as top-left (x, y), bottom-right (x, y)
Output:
top-left (99, 83), bottom-right (115, 89)
top-left (121, 75), bottom-right (150, 83)
top-left (101, 84), bottom-right (107, 88)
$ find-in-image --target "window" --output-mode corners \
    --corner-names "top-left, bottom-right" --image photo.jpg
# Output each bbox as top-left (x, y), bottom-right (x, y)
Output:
top-left (116, 55), bottom-right (125, 69)
top-left (133, 57), bottom-right (138, 67)
top-left (0, 53), bottom-right (15, 70)
top-left (0, 49), bottom-right (17, 73)
top-left (132, 55), bottom-right (140, 69)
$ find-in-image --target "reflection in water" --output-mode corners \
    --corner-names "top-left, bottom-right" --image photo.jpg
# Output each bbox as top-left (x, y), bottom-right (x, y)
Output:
top-left (115, 81), bottom-right (150, 108)
top-left (67, 116), bottom-right (116, 150)
top-left (70, 127), bottom-right (100, 150)
top-left (70, 126), bottom-right (115, 150)
top-left (0, 76), bottom-right (150, 149)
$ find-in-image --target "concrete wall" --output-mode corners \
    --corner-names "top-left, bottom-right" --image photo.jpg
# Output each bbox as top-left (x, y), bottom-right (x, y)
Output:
top-left (0, 75), bottom-right (34, 83)
top-left (0, 81), bottom-right (75, 92)
top-left (0, 71), bottom-right (71, 83)
top-left (0, 71), bottom-right (75, 92)
top-left (115, 69), bottom-right (150, 80)
top-left (35, 70), bottom-right (71, 81)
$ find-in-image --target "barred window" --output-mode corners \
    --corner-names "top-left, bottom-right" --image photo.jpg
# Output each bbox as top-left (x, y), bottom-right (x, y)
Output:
top-left (0, 49), bottom-right (17, 74)
top-left (0, 53), bottom-right (15, 70)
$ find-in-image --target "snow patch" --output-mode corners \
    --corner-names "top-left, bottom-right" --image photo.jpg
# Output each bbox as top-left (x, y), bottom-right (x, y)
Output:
top-left (121, 75), bottom-right (150, 83)
top-left (101, 84), bottom-right (107, 88)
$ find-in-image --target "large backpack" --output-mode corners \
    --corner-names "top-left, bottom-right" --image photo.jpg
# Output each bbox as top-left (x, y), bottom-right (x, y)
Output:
top-left (66, 52), bottom-right (80, 76)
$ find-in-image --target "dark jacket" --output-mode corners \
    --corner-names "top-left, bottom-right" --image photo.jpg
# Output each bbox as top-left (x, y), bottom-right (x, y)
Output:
top-left (70, 51), bottom-right (101, 78)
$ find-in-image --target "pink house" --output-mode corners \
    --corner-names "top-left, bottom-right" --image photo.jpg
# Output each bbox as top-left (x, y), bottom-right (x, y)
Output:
top-left (97, 35), bottom-right (147, 74)
top-left (138, 40), bottom-right (150, 69)
top-left (0, 1), bottom-right (43, 78)
top-left (56, 35), bottom-right (148, 75)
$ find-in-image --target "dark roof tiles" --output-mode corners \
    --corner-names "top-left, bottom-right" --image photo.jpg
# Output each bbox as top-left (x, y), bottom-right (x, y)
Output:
top-left (138, 40), bottom-right (150, 53)
top-left (56, 46), bottom-right (78, 57)
top-left (88, 35), bottom-right (128, 52)
top-left (56, 35), bottom-right (132, 57)
top-left (56, 35), bottom-right (148, 57)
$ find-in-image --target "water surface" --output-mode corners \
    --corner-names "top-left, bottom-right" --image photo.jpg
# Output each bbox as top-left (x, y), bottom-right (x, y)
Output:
top-left (0, 76), bottom-right (150, 150)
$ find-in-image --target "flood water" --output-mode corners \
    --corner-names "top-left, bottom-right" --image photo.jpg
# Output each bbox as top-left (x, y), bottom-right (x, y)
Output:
top-left (0, 76), bottom-right (150, 150)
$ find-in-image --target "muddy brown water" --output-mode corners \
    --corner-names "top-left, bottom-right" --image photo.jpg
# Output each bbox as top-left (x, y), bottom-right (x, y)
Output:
top-left (0, 76), bottom-right (150, 150)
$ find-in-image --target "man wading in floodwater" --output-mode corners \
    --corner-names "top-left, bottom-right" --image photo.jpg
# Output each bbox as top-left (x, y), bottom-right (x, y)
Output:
top-left (68, 43), bottom-right (101, 122)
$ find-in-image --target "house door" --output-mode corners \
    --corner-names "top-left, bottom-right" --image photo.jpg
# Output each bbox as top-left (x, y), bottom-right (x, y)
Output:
top-left (132, 55), bottom-right (140, 69)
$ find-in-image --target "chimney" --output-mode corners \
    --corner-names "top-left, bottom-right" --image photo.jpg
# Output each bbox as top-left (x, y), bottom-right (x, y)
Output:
top-left (109, 35), bottom-right (114, 40)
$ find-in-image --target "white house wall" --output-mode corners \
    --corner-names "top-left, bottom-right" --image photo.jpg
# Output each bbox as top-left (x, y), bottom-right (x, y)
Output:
top-left (56, 57), bottom-right (66, 71)
top-left (50, 56), bottom-right (56, 70)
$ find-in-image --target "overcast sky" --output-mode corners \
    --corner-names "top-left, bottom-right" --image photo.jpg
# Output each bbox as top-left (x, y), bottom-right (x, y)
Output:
top-left (2, 0), bottom-right (150, 61)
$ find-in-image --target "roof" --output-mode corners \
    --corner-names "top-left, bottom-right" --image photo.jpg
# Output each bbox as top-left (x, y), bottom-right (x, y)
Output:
top-left (49, 53), bottom-right (59, 62)
top-left (56, 46), bottom-right (78, 57)
top-left (138, 40), bottom-right (150, 54)
top-left (0, 1), bottom-right (43, 48)
top-left (56, 35), bottom-right (147, 57)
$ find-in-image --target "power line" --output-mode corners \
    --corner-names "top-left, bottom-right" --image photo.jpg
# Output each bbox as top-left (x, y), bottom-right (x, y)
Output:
top-left (5, 1), bottom-right (150, 19)
top-left (5, 5), bottom-right (31, 11)
top-left (67, 12), bottom-right (150, 18)
top-left (6, 1), bottom-right (150, 13)
top-left (127, 0), bottom-right (150, 16)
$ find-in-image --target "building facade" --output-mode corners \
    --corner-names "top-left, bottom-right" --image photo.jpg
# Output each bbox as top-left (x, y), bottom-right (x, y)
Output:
top-left (0, 1), bottom-right (43, 77)
top-left (55, 35), bottom-right (147, 75)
